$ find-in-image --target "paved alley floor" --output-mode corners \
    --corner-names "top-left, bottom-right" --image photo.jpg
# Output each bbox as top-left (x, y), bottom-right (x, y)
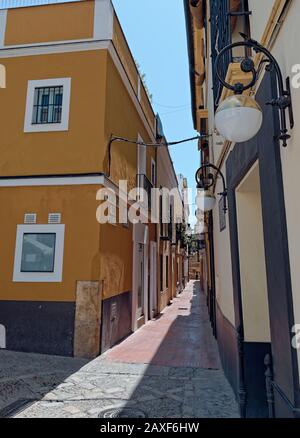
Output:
top-left (0, 281), bottom-right (239, 418)
top-left (104, 280), bottom-right (221, 368)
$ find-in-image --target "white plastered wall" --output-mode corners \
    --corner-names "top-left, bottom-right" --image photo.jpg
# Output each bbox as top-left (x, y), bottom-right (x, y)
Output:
top-left (265, 0), bottom-right (300, 370)
top-left (235, 163), bottom-right (271, 342)
top-left (248, 0), bottom-right (277, 42)
top-left (213, 163), bottom-right (236, 326)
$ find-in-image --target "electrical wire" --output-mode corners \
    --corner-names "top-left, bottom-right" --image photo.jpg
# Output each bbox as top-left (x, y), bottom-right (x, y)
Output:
top-left (153, 101), bottom-right (190, 109)
top-left (160, 107), bottom-right (191, 116)
top-left (110, 134), bottom-right (211, 148)
top-left (107, 133), bottom-right (211, 178)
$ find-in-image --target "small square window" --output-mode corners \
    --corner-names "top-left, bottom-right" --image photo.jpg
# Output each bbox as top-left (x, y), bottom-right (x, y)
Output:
top-left (32, 86), bottom-right (63, 125)
top-left (24, 78), bottom-right (71, 133)
top-left (13, 224), bottom-right (65, 283)
top-left (21, 233), bottom-right (56, 273)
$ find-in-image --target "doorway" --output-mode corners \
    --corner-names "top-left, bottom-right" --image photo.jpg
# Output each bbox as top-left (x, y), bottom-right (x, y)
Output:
top-left (136, 243), bottom-right (145, 320)
top-left (235, 162), bottom-right (272, 417)
top-left (150, 242), bottom-right (157, 319)
top-left (236, 163), bottom-right (271, 343)
top-left (132, 224), bottom-right (149, 331)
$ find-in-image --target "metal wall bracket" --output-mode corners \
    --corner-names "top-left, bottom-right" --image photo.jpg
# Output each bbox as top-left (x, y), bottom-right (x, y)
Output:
top-left (286, 77), bottom-right (294, 130)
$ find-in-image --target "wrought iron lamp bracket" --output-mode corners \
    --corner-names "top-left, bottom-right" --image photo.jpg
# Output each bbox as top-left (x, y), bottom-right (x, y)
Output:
top-left (195, 164), bottom-right (228, 213)
top-left (215, 33), bottom-right (294, 147)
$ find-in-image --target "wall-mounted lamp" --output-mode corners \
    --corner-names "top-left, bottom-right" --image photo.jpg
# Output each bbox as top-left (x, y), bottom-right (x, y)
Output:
top-left (215, 33), bottom-right (294, 147)
top-left (195, 164), bottom-right (228, 213)
top-left (194, 220), bottom-right (208, 235)
top-left (186, 223), bottom-right (193, 237)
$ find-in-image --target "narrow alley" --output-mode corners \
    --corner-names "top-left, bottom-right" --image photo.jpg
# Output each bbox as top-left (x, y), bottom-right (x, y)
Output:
top-left (0, 281), bottom-right (239, 418)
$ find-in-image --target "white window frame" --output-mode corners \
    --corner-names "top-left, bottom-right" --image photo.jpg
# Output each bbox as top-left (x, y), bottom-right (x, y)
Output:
top-left (13, 224), bottom-right (65, 283)
top-left (151, 158), bottom-right (156, 186)
top-left (137, 134), bottom-right (147, 176)
top-left (103, 194), bottom-right (117, 226)
top-left (24, 78), bottom-right (71, 133)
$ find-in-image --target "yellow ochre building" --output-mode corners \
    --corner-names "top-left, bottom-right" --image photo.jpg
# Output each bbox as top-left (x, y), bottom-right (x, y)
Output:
top-left (0, 0), bottom-right (184, 358)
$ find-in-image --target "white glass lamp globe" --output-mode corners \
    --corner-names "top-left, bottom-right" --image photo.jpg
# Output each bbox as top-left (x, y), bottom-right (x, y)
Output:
top-left (195, 208), bottom-right (205, 221)
top-left (197, 190), bottom-right (217, 212)
top-left (215, 95), bottom-right (263, 143)
top-left (194, 221), bottom-right (208, 234)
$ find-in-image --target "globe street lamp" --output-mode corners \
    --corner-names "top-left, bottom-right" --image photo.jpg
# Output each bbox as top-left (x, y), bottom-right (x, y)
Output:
top-left (215, 94), bottom-right (263, 143)
top-left (195, 164), bottom-right (228, 213)
top-left (186, 223), bottom-right (193, 237)
top-left (197, 190), bottom-right (217, 212)
top-left (194, 220), bottom-right (208, 235)
top-left (215, 33), bottom-right (294, 147)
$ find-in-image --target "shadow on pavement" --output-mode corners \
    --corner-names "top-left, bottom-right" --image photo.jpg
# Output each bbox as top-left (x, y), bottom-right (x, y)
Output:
top-left (0, 350), bottom-right (88, 416)
top-left (106, 281), bottom-right (239, 418)
top-left (0, 281), bottom-right (239, 418)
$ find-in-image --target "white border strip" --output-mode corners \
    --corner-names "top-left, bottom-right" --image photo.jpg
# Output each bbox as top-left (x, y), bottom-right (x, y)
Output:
top-left (0, 175), bottom-right (105, 187)
top-left (0, 10), bottom-right (7, 48)
top-left (0, 39), bottom-right (110, 57)
top-left (94, 0), bottom-right (113, 40)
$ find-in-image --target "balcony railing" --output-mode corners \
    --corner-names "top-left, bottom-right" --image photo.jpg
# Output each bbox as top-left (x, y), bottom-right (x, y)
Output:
top-left (137, 174), bottom-right (153, 210)
top-left (210, 0), bottom-right (251, 107)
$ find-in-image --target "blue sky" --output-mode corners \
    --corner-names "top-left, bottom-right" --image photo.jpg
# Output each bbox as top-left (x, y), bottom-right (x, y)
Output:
top-left (113, 0), bottom-right (198, 222)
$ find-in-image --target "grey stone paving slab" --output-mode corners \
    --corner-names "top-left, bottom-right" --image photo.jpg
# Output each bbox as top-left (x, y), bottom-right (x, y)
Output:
top-left (0, 349), bottom-right (239, 418)
top-left (0, 351), bottom-right (238, 418)
top-left (0, 352), bottom-right (238, 418)
top-left (0, 350), bottom-right (87, 380)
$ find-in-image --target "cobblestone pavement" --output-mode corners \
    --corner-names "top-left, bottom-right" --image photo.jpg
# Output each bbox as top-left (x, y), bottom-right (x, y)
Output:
top-left (0, 281), bottom-right (239, 418)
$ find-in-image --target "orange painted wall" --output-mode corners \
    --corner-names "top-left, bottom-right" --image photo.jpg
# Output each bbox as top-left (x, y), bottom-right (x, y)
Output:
top-left (97, 53), bottom-right (158, 301)
top-left (0, 4), bottom-right (161, 308)
top-left (104, 53), bottom-right (156, 188)
top-left (5, 1), bottom-right (95, 46)
top-left (100, 221), bottom-right (133, 300)
top-left (112, 14), bottom-right (156, 134)
top-left (112, 14), bottom-right (139, 96)
top-left (0, 50), bottom-right (107, 177)
top-left (0, 184), bottom-right (101, 302)
top-left (0, 48), bottom-right (156, 179)
top-left (99, 217), bottom-right (156, 301)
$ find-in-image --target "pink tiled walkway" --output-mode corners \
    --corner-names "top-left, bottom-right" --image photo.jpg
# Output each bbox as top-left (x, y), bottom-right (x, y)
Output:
top-left (104, 281), bottom-right (221, 369)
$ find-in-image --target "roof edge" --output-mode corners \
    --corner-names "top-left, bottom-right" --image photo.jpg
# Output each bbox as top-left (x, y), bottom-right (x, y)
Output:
top-left (183, 0), bottom-right (197, 130)
top-left (0, 0), bottom-right (84, 11)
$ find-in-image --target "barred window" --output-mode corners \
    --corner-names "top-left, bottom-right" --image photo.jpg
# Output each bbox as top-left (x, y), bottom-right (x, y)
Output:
top-left (32, 86), bottom-right (63, 125)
